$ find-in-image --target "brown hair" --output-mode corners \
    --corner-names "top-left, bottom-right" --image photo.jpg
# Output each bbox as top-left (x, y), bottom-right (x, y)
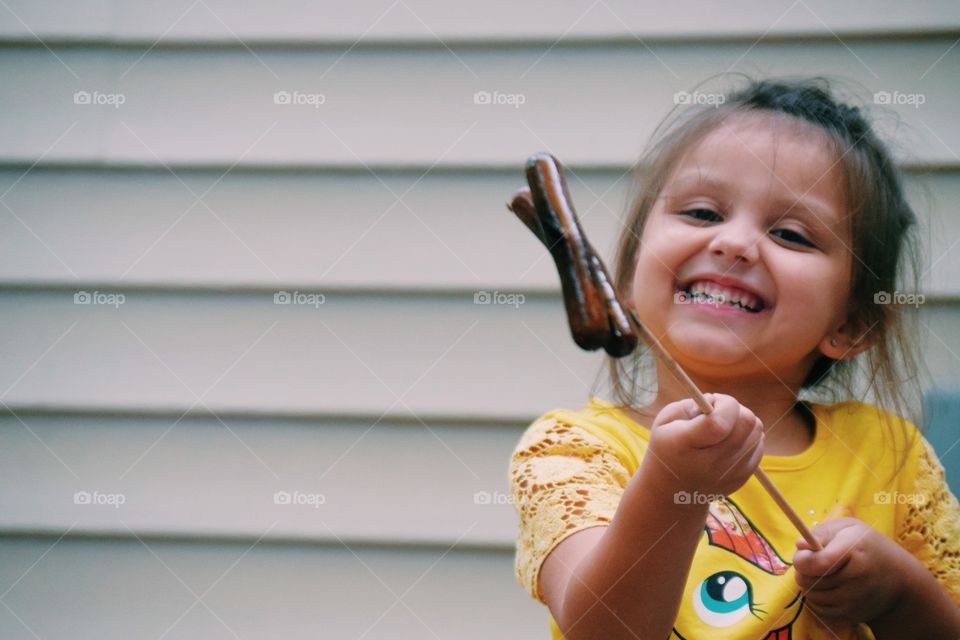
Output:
top-left (598, 75), bottom-right (926, 472)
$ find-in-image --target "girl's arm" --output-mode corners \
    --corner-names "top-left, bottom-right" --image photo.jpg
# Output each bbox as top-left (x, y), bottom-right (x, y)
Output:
top-left (868, 548), bottom-right (960, 638)
top-left (541, 456), bottom-right (710, 640)
top-left (539, 393), bottom-right (764, 640)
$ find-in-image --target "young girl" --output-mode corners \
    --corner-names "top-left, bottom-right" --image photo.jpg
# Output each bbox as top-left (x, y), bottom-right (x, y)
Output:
top-left (509, 77), bottom-right (960, 639)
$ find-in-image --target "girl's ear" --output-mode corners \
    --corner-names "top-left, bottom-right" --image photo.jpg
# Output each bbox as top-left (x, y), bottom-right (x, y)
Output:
top-left (819, 320), bottom-right (872, 360)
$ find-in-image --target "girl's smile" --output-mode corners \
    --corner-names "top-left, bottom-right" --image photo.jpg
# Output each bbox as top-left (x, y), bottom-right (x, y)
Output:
top-left (631, 112), bottom-right (856, 384)
top-left (676, 275), bottom-right (772, 316)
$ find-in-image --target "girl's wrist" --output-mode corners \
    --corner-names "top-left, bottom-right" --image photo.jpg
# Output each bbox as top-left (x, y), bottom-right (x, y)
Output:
top-left (635, 455), bottom-right (711, 513)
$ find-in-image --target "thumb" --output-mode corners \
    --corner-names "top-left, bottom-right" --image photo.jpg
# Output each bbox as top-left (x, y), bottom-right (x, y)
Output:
top-left (793, 519), bottom-right (857, 577)
top-left (651, 397), bottom-right (702, 429)
top-left (687, 393), bottom-right (736, 448)
top-left (795, 517), bottom-right (857, 550)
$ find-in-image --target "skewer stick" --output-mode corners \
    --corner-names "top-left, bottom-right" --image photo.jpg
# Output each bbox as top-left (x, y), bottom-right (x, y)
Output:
top-left (627, 309), bottom-right (822, 551)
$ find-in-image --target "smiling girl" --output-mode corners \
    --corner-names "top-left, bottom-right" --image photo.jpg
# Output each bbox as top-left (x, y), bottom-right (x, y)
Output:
top-left (510, 77), bottom-right (960, 639)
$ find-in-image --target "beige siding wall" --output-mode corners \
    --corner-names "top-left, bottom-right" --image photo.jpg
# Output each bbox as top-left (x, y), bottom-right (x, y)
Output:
top-left (1, 2), bottom-right (958, 637)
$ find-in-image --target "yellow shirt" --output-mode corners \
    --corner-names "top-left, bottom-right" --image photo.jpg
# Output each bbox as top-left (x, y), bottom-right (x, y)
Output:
top-left (510, 397), bottom-right (960, 639)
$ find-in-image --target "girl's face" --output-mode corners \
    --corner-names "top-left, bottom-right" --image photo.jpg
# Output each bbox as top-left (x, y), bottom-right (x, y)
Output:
top-left (631, 113), bottom-right (856, 385)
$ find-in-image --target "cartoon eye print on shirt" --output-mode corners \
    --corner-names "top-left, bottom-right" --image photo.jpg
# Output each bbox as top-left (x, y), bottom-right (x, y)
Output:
top-left (671, 497), bottom-right (804, 640)
top-left (693, 570), bottom-right (754, 627)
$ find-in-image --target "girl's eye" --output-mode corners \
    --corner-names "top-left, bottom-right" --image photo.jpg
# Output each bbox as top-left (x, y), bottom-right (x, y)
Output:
top-left (679, 208), bottom-right (722, 222)
top-left (678, 208), bottom-right (818, 249)
top-left (770, 228), bottom-right (816, 248)
top-left (692, 571), bottom-right (754, 627)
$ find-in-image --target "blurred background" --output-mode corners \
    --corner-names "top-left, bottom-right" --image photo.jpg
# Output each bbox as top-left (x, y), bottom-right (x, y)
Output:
top-left (0, 1), bottom-right (959, 637)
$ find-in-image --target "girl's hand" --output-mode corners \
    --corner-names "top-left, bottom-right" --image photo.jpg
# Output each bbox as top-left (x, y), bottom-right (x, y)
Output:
top-left (647, 393), bottom-right (765, 498)
top-left (792, 518), bottom-right (905, 631)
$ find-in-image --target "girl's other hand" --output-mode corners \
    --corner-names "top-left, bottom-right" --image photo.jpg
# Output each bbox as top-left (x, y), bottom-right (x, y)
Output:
top-left (647, 393), bottom-right (765, 498)
top-left (793, 518), bottom-right (904, 631)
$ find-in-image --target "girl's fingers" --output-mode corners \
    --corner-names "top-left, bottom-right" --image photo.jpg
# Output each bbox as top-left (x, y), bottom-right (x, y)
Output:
top-left (653, 394), bottom-right (763, 452)
top-left (729, 404), bottom-right (760, 443)
top-left (802, 597), bottom-right (848, 625)
top-left (652, 397), bottom-right (703, 428)
top-left (652, 394), bottom-right (728, 447)
top-left (718, 424), bottom-right (764, 481)
top-left (746, 430), bottom-right (765, 467)
top-left (794, 567), bottom-right (846, 592)
top-left (793, 546), bottom-right (851, 579)
top-left (694, 395), bottom-right (760, 450)
top-left (745, 420), bottom-right (763, 452)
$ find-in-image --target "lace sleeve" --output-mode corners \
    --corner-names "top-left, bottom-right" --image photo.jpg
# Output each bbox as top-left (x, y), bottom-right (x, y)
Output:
top-left (895, 438), bottom-right (960, 604)
top-left (509, 416), bottom-right (631, 603)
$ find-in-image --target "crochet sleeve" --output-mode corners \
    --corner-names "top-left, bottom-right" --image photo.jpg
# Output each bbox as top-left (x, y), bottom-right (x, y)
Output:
top-left (895, 438), bottom-right (960, 604)
top-left (509, 416), bottom-right (631, 603)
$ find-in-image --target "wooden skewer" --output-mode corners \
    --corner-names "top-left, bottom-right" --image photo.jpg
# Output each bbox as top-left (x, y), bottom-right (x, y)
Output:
top-left (627, 309), bottom-right (822, 551)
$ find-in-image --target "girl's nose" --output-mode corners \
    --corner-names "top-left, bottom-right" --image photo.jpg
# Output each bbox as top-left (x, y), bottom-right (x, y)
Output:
top-left (707, 221), bottom-right (761, 263)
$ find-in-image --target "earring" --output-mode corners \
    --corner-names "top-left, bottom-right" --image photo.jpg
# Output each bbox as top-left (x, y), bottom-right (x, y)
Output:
top-left (830, 338), bottom-right (838, 347)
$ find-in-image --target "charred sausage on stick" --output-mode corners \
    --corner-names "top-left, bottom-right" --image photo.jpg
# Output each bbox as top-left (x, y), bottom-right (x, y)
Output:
top-left (507, 153), bottom-right (637, 357)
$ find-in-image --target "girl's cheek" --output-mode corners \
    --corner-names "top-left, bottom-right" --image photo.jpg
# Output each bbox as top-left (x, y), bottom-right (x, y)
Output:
top-left (638, 242), bottom-right (684, 287)
top-left (631, 256), bottom-right (677, 309)
top-left (647, 228), bottom-right (699, 268)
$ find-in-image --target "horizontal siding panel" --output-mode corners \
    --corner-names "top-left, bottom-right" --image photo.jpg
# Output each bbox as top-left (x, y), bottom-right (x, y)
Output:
top-left (915, 171), bottom-right (960, 297)
top-left (0, 290), bottom-right (603, 419)
top-left (1, 1), bottom-right (958, 43)
top-left (0, 537), bottom-right (544, 639)
top-left (1, 168), bottom-right (957, 294)
top-left (0, 413), bottom-right (523, 546)
top-left (1, 40), bottom-right (957, 167)
top-left (0, 167), bottom-right (627, 292)
top-left (1, 291), bottom-right (959, 418)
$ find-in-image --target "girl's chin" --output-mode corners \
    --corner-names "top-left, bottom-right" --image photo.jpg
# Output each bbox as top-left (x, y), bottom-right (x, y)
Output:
top-left (662, 332), bottom-right (758, 368)
top-left (637, 307), bottom-right (767, 366)
top-left (673, 349), bottom-right (747, 370)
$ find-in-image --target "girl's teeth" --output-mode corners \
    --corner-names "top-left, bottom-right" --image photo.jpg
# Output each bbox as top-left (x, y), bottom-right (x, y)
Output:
top-left (685, 281), bottom-right (761, 312)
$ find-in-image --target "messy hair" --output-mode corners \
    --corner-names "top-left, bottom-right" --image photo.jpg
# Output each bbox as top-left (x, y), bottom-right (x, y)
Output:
top-left (599, 75), bottom-right (926, 472)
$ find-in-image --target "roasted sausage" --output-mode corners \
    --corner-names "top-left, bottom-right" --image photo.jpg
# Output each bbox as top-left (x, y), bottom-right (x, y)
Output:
top-left (507, 152), bottom-right (637, 357)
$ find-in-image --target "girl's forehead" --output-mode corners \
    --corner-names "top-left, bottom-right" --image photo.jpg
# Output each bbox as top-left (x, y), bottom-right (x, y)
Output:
top-left (667, 114), bottom-right (845, 200)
